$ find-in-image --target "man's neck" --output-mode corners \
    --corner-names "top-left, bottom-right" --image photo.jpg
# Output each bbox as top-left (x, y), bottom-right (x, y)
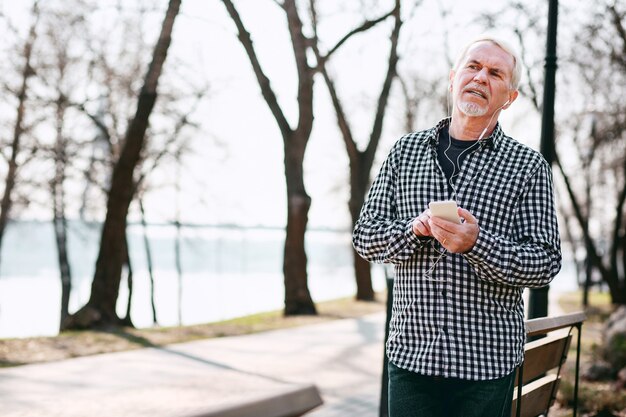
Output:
top-left (449, 109), bottom-right (499, 140)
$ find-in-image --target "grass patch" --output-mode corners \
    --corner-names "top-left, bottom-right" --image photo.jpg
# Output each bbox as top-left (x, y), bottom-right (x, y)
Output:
top-left (0, 293), bottom-right (386, 368)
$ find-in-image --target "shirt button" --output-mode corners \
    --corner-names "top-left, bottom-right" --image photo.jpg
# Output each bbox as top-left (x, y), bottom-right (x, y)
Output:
top-left (442, 290), bottom-right (447, 297)
top-left (442, 326), bottom-right (448, 334)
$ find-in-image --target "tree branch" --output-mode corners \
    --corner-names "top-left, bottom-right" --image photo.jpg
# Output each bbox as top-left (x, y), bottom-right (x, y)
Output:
top-left (311, 0), bottom-right (402, 167)
top-left (554, 152), bottom-right (610, 279)
top-left (308, 0), bottom-right (358, 160)
top-left (283, 0), bottom-right (314, 137)
top-left (321, 8), bottom-right (396, 64)
top-left (364, 0), bottom-right (402, 171)
top-left (70, 100), bottom-right (114, 151)
top-left (514, 28), bottom-right (540, 111)
top-left (220, 0), bottom-right (292, 138)
top-left (608, 3), bottom-right (626, 70)
top-left (320, 66), bottom-right (359, 159)
top-left (397, 75), bottom-right (417, 133)
top-left (135, 89), bottom-right (206, 191)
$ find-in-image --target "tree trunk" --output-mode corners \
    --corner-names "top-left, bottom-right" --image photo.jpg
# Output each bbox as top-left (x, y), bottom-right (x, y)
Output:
top-left (309, 0), bottom-right (401, 301)
top-left (54, 214), bottom-right (72, 328)
top-left (283, 193), bottom-right (315, 314)
top-left (174, 155), bottom-right (184, 324)
top-left (175, 218), bottom-right (183, 324)
top-left (62, 0), bottom-right (182, 330)
top-left (350, 155), bottom-right (374, 300)
top-left (139, 199), bottom-right (158, 325)
top-left (610, 163), bottom-right (626, 303)
top-left (621, 232), bottom-right (626, 302)
top-left (283, 135), bottom-right (316, 315)
top-left (53, 94), bottom-right (72, 329)
top-left (120, 236), bottom-right (134, 327)
top-left (221, 0), bottom-right (316, 316)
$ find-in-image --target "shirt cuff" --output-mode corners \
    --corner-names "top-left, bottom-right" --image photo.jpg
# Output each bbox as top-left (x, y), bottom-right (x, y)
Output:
top-left (463, 227), bottom-right (495, 265)
top-left (404, 219), bottom-right (430, 249)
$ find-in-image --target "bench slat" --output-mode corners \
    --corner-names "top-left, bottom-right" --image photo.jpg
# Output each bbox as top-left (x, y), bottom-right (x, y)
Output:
top-left (526, 312), bottom-right (586, 336)
top-left (514, 332), bottom-right (572, 386)
top-left (511, 312), bottom-right (585, 417)
top-left (511, 374), bottom-right (559, 417)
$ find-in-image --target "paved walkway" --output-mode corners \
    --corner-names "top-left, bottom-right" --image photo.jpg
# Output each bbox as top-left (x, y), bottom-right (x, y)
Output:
top-left (0, 288), bottom-right (569, 417)
top-left (0, 313), bottom-right (386, 417)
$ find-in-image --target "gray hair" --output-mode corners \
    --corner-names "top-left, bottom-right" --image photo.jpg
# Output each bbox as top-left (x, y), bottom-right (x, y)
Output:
top-left (453, 35), bottom-right (522, 90)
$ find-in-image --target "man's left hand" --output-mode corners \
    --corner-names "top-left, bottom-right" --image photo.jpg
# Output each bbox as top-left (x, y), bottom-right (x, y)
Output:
top-left (428, 207), bottom-right (479, 253)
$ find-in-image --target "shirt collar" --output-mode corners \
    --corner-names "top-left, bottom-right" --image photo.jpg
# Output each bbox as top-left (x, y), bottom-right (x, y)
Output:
top-left (424, 117), bottom-right (504, 149)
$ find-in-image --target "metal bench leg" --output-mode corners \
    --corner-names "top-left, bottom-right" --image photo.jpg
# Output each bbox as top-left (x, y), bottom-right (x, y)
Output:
top-left (573, 323), bottom-right (582, 417)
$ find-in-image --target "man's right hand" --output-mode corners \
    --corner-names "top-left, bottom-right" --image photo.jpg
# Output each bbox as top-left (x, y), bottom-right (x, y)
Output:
top-left (412, 210), bottom-right (433, 237)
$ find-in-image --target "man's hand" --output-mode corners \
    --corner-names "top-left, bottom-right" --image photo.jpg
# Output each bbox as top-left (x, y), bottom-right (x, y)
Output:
top-left (428, 207), bottom-right (479, 253)
top-left (412, 209), bottom-right (433, 237)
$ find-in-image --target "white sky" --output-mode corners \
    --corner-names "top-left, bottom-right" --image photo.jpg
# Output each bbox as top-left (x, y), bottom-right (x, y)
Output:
top-left (165, 0), bottom-right (550, 229)
top-left (2, 0), bottom-right (557, 229)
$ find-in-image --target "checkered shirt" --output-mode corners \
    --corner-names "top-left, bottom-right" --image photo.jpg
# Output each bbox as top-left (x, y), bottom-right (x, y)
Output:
top-left (353, 118), bottom-right (562, 380)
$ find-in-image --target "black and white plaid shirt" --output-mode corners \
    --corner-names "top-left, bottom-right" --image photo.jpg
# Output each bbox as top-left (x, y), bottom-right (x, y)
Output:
top-left (353, 118), bottom-right (561, 380)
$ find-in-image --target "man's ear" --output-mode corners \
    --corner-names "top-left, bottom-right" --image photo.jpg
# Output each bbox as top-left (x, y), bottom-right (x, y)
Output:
top-left (502, 90), bottom-right (519, 109)
top-left (449, 70), bottom-right (455, 91)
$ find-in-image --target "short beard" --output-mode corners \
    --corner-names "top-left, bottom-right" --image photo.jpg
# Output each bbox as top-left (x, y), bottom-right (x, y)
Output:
top-left (458, 100), bottom-right (488, 117)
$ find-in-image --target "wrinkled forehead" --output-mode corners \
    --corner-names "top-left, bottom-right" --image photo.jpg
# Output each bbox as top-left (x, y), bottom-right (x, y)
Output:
top-left (461, 41), bottom-right (515, 75)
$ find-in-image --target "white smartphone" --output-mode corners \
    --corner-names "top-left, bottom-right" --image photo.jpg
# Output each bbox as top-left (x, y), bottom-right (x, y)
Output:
top-left (429, 200), bottom-right (461, 224)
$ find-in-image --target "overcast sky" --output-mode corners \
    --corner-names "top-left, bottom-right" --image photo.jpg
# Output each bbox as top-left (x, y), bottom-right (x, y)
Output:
top-left (1, 0), bottom-right (556, 228)
top-left (165, 0), bottom-right (552, 229)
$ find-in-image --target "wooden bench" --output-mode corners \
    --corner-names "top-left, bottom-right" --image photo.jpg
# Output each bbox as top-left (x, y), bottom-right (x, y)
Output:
top-left (197, 384), bottom-right (323, 417)
top-left (512, 311), bottom-right (586, 417)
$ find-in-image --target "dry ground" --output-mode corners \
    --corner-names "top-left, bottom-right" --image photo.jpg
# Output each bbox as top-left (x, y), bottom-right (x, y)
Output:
top-left (0, 294), bottom-right (386, 368)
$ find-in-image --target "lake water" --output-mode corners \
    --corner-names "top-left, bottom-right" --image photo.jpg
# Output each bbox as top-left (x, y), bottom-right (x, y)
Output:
top-left (0, 221), bottom-right (388, 338)
top-left (0, 221), bottom-right (578, 339)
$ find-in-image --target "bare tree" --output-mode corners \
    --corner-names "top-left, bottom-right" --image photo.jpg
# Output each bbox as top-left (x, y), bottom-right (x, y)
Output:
top-left (52, 108), bottom-right (73, 326)
top-left (220, 0), bottom-right (318, 315)
top-left (554, 1), bottom-right (626, 304)
top-left (29, 0), bottom-right (95, 329)
top-left (63, 0), bottom-right (183, 330)
top-left (50, 59), bottom-right (73, 328)
top-left (70, 3), bottom-right (175, 222)
top-left (309, 0), bottom-right (404, 300)
top-left (50, 1), bottom-right (204, 330)
top-left (220, 0), bottom-right (398, 313)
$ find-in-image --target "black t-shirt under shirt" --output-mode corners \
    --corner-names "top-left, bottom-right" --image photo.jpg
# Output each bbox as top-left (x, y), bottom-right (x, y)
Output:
top-left (437, 127), bottom-right (479, 194)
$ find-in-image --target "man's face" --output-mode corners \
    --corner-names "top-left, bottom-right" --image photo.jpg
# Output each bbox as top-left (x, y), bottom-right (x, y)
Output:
top-left (450, 41), bottom-right (517, 118)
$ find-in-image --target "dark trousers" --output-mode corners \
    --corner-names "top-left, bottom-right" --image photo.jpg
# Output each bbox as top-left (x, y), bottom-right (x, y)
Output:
top-left (388, 360), bottom-right (515, 417)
